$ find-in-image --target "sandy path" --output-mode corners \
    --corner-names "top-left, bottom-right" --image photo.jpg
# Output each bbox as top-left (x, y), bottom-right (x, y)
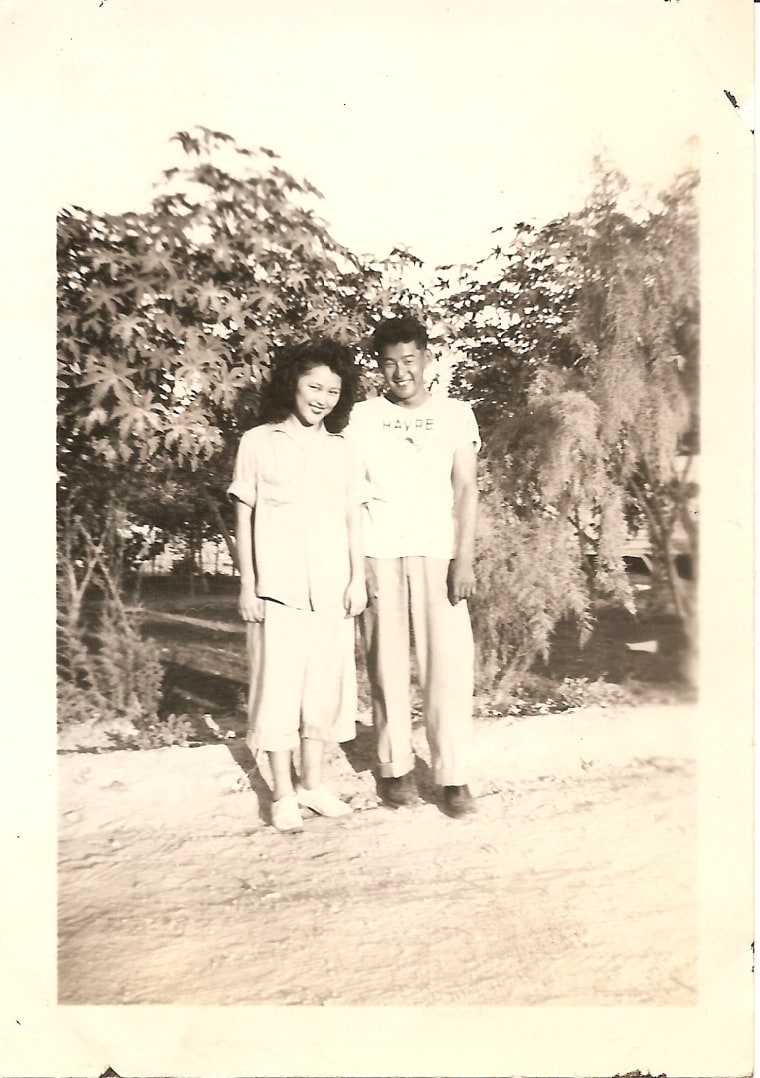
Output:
top-left (58, 704), bottom-right (697, 1006)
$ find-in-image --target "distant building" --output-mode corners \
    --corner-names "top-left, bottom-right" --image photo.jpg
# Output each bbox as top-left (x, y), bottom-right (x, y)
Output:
top-left (138, 537), bottom-right (235, 576)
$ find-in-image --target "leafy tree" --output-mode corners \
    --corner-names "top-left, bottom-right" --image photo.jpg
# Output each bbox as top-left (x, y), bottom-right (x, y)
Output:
top-left (56, 127), bottom-right (385, 724)
top-left (441, 163), bottom-right (699, 681)
top-left (57, 126), bottom-right (383, 478)
top-left (556, 164), bottom-right (699, 628)
top-left (470, 460), bottom-right (593, 690)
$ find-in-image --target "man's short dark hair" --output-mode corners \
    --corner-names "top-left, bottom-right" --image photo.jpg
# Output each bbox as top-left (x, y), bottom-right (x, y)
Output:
top-left (371, 314), bottom-right (428, 357)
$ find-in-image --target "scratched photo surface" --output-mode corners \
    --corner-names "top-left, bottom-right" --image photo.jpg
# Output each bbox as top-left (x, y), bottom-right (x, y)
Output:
top-left (4, 0), bottom-right (754, 1075)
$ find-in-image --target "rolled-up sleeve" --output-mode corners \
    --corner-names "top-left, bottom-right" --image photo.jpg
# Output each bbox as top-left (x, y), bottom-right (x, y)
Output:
top-left (458, 402), bottom-right (481, 453)
top-left (227, 429), bottom-right (259, 507)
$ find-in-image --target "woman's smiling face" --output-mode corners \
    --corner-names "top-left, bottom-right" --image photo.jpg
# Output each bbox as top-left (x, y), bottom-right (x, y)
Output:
top-left (292, 363), bottom-right (342, 427)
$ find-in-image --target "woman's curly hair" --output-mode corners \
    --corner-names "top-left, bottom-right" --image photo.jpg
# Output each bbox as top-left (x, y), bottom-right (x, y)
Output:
top-left (256, 338), bottom-right (360, 433)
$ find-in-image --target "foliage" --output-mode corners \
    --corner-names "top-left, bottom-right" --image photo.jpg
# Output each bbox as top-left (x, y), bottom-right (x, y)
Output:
top-left (113, 713), bottom-right (196, 751)
top-left (470, 468), bottom-right (593, 690)
top-left (56, 127), bottom-right (388, 723)
top-left (57, 132), bottom-right (700, 722)
top-left (552, 676), bottom-right (634, 711)
top-left (444, 162), bottom-right (699, 674)
top-left (57, 126), bottom-right (403, 550)
top-left (57, 126), bottom-right (383, 480)
top-left (476, 675), bottom-right (636, 718)
top-left (566, 166), bottom-right (699, 640)
top-left (57, 509), bottom-right (165, 730)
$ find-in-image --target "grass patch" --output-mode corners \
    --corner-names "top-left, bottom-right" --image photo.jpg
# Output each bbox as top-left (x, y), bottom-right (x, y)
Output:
top-left (69, 573), bottom-right (693, 751)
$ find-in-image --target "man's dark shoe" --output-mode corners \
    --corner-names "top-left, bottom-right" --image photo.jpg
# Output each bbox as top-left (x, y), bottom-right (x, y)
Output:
top-left (378, 773), bottom-right (418, 808)
top-left (442, 784), bottom-right (477, 818)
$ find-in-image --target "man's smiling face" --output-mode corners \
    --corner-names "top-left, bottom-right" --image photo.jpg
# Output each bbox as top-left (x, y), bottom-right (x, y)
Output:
top-left (377, 340), bottom-right (430, 408)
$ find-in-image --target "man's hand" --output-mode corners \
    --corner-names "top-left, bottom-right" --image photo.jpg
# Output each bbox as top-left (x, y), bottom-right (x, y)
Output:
top-left (344, 576), bottom-right (367, 618)
top-left (447, 558), bottom-right (476, 605)
top-left (239, 580), bottom-right (266, 622)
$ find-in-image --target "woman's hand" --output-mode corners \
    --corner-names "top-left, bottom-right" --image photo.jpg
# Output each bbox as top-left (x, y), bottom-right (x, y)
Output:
top-left (239, 580), bottom-right (266, 622)
top-left (344, 576), bottom-right (367, 618)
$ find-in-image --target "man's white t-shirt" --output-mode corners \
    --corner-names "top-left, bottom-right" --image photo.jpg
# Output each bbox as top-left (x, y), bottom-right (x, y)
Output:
top-left (348, 394), bottom-right (481, 559)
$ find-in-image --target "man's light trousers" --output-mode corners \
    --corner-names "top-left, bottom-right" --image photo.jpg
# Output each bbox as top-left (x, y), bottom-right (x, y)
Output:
top-left (362, 556), bottom-right (474, 787)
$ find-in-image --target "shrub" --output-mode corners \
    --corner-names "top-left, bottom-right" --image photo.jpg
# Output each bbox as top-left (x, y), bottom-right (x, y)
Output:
top-left (57, 591), bottom-right (164, 732)
top-left (554, 676), bottom-right (633, 710)
top-left (113, 712), bottom-right (195, 750)
top-left (471, 485), bottom-right (593, 692)
top-left (475, 674), bottom-right (636, 718)
top-left (57, 511), bottom-right (165, 734)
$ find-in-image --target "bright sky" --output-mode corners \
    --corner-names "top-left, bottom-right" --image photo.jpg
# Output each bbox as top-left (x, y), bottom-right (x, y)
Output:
top-left (7, 0), bottom-right (749, 268)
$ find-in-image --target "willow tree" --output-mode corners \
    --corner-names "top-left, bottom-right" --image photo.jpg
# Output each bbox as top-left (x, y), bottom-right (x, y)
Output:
top-left (559, 165), bottom-right (699, 628)
top-left (442, 164), bottom-right (699, 685)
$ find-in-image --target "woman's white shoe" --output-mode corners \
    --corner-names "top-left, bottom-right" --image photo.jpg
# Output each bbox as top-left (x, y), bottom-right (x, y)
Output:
top-left (271, 793), bottom-right (304, 832)
top-left (296, 784), bottom-right (352, 817)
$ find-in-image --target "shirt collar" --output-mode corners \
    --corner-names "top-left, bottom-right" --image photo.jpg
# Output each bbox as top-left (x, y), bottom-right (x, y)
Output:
top-left (271, 417), bottom-right (341, 442)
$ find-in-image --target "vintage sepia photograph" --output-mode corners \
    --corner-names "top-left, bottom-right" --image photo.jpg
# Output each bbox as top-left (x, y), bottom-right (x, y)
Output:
top-left (2, 0), bottom-right (754, 1075)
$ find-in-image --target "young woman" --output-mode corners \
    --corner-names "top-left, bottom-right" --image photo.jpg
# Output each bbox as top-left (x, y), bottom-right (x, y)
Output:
top-left (228, 339), bottom-right (365, 832)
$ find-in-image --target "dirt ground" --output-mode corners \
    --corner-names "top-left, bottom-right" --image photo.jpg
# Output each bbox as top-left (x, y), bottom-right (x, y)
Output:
top-left (58, 702), bottom-right (697, 1006)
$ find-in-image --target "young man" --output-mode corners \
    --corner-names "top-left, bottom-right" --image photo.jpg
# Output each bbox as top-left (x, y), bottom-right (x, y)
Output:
top-left (349, 314), bottom-right (480, 818)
